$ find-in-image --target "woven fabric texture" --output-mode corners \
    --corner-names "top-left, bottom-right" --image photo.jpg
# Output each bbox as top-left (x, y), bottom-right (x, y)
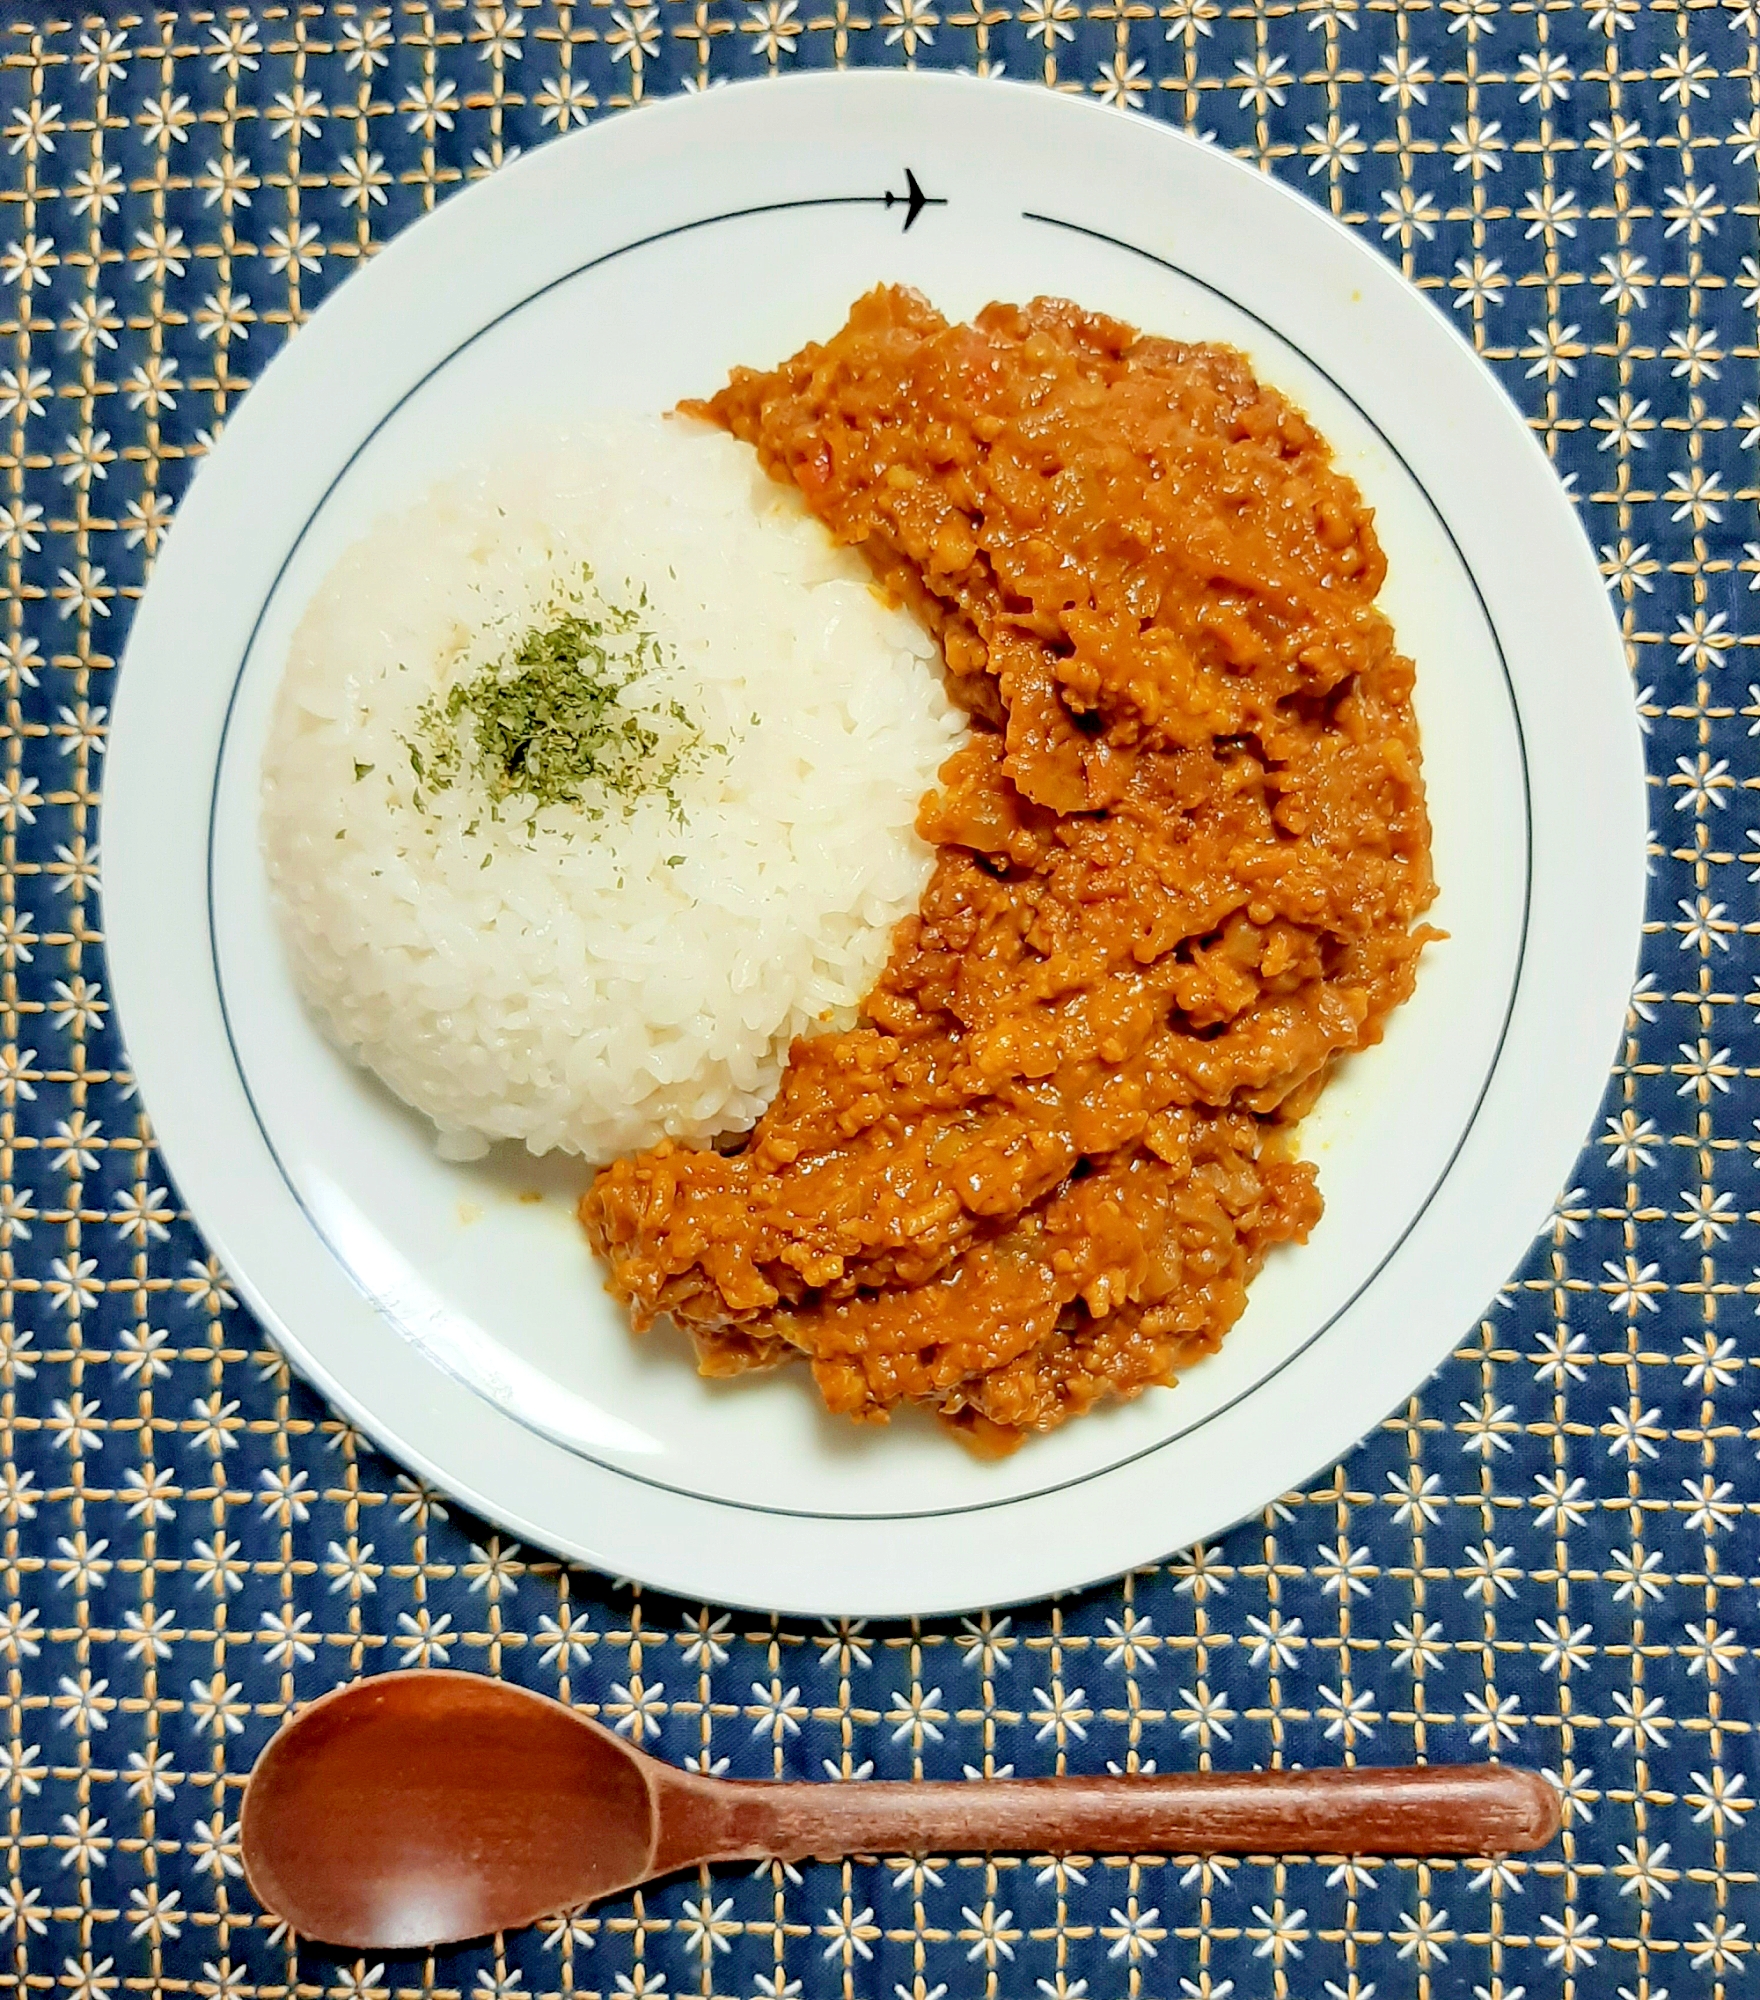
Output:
top-left (0, 6), bottom-right (1747, 1999)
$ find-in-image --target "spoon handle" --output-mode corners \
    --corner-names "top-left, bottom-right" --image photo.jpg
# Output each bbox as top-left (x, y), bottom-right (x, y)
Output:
top-left (673, 1764), bottom-right (1559, 1867)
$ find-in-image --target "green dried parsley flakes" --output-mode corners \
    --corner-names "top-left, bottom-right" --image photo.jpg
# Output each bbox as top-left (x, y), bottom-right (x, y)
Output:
top-left (404, 574), bottom-right (712, 823)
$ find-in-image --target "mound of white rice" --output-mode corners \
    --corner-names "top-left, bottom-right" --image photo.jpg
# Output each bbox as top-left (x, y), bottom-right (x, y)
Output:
top-left (261, 414), bottom-right (959, 1163)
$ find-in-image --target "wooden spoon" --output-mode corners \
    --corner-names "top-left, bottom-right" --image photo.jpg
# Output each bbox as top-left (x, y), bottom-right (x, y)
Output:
top-left (240, 1670), bottom-right (1561, 1949)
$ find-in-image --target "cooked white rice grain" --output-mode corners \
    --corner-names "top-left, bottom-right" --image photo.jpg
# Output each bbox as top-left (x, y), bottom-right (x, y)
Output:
top-left (260, 414), bottom-right (960, 1163)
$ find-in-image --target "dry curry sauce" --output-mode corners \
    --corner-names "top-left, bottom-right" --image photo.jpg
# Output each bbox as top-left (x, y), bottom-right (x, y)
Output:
top-left (582, 287), bottom-right (1439, 1454)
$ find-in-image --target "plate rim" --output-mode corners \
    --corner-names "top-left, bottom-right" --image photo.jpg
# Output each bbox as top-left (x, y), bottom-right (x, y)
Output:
top-left (101, 70), bottom-right (1646, 1613)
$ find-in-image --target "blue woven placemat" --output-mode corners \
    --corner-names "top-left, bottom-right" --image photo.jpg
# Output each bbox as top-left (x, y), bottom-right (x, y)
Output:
top-left (0, 7), bottom-right (1749, 1998)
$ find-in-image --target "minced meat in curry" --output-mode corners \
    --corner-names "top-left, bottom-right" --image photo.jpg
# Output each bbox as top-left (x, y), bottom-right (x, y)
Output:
top-left (581, 286), bottom-right (1438, 1454)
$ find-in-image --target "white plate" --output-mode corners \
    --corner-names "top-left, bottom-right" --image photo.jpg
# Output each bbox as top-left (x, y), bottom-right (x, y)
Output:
top-left (103, 73), bottom-right (1646, 1616)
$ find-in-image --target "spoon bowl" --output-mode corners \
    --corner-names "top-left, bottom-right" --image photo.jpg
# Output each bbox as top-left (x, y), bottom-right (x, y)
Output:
top-left (243, 1669), bottom-right (1563, 1950)
top-left (242, 1673), bottom-right (662, 1947)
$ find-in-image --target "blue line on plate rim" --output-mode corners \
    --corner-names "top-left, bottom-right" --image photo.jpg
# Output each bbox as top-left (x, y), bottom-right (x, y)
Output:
top-left (201, 193), bottom-right (1534, 1525)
